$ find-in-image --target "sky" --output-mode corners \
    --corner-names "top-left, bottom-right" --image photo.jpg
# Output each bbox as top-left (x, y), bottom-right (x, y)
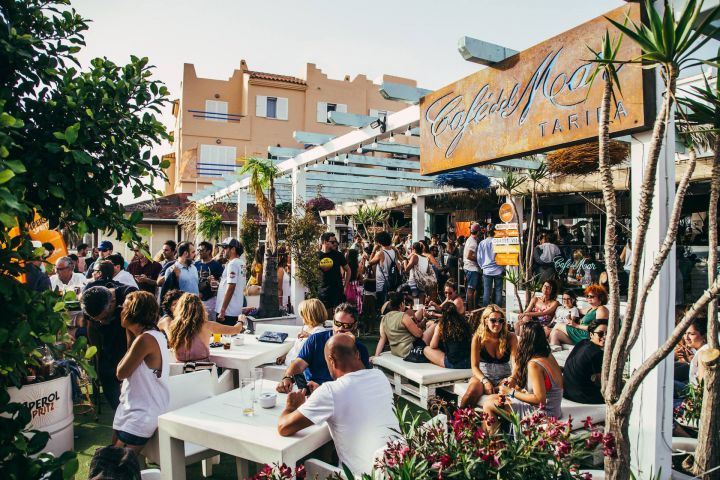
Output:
top-left (68, 0), bottom-right (629, 202)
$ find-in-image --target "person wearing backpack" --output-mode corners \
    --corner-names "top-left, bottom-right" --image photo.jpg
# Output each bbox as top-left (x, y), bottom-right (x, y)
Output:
top-left (368, 231), bottom-right (401, 309)
top-left (404, 241), bottom-right (437, 303)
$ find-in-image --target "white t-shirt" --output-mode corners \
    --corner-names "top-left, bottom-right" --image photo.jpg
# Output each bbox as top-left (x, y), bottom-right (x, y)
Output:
top-left (113, 270), bottom-right (139, 289)
top-left (463, 235), bottom-right (479, 272)
top-left (50, 272), bottom-right (86, 293)
top-left (690, 343), bottom-right (709, 386)
top-left (554, 306), bottom-right (579, 324)
top-left (284, 325), bottom-right (329, 366)
top-left (298, 368), bottom-right (399, 475)
top-left (216, 256), bottom-right (246, 316)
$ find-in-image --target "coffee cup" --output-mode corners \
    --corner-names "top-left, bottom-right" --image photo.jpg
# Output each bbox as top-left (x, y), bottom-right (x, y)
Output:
top-left (258, 392), bottom-right (277, 409)
top-left (233, 336), bottom-right (245, 346)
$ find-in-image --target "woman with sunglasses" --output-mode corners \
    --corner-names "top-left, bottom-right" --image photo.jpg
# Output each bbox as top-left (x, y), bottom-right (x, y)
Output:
top-left (483, 321), bottom-right (563, 429)
top-left (460, 305), bottom-right (518, 407)
top-left (549, 284), bottom-right (609, 346)
top-left (562, 319), bottom-right (607, 404)
top-left (423, 302), bottom-right (472, 369)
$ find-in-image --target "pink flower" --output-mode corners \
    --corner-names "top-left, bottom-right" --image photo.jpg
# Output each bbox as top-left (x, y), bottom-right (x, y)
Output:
top-left (295, 464), bottom-right (306, 479)
top-left (583, 416), bottom-right (594, 429)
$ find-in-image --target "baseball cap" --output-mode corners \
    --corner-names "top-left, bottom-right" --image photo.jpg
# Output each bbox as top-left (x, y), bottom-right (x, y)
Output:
top-left (217, 237), bottom-right (241, 249)
top-left (98, 240), bottom-right (114, 252)
top-left (470, 223), bottom-right (482, 234)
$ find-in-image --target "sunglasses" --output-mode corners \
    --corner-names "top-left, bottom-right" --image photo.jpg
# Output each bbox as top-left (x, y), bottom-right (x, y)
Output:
top-left (593, 330), bottom-right (606, 338)
top-left (587, 294), bottom-right (597, 299)
top-left (489, 318), bottom-right (505, 325)
top-left (334, 319), bottom-right (356, 329)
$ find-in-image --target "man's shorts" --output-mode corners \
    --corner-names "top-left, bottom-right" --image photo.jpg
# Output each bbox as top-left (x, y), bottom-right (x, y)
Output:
top-left (465, 270), bottom-right (480, 289)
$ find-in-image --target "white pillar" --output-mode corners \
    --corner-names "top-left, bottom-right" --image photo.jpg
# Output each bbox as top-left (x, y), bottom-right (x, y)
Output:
top-left (627, 122), bottom-right (675, 475)
top-left (290, 167), bottom-right (308, 314)
top-left (412, 195), bottom-right (425, 243)
top-left (326, 215), bottom-right (337, 235)
top-left (236, 189), bottom-right (247, 239)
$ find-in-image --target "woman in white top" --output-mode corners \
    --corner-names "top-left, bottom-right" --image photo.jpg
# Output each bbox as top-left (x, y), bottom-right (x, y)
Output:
top-left (554, 290), bottom-right (580, 325)
top-left (277, 252), bottom-right (291, 306)
top-left (112, 291), bottom-right (170, 453)
top-left (685, 319), bottom-right (708, 386)
top-left (278, 298), bottom-right (329, 365)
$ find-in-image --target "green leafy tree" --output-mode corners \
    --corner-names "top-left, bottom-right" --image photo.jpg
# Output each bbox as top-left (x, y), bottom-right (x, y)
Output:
top-left (0, 1), bottom-right (171, 477)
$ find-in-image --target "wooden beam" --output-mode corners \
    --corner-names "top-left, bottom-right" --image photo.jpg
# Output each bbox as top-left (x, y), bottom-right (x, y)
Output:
top-left (327, 111), bottom-right (377, 128)
top-left (308, 164), bottom-right (435, 181)
top-left (270, 150), bottom-right (420, 170)
top-left (379, 82), bottom-right (433, 104)
top-left (360, 142), bottom-right (420, 156)
top-left (275, 177), bottom-right (413, 193)
top-left (305, 172), bottom-right (434, 189)
top-left (293, 131), bottom-right (336, 145)
top-left (268, 146), bottom-right (305, 158)
top-left (457, 36), bottom-right (518, 65)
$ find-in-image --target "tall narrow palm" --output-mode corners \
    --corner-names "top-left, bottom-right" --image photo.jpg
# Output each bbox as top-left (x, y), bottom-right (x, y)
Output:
top-left (239, 158), bottom-right (281, 318)
top-left (677, 67), bottom-right (720, 478)
top-left (596, 1), bottom-right (720, 478)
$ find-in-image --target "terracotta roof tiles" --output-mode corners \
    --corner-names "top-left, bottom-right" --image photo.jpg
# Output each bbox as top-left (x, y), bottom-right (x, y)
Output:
top-left (248, 70), bottom-right (306, 85)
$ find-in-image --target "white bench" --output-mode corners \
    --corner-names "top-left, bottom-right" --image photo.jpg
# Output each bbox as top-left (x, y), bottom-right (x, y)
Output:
top-left (553, 344), bottom-right (575, 368)
top-left (452, 382), bottom-right (606, 431)
top-left (372, 352), bottom-right (472, 409)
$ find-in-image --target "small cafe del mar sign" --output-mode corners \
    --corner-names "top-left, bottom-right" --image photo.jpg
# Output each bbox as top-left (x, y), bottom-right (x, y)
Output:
top-left (419, 3), bottom-right (652, 174)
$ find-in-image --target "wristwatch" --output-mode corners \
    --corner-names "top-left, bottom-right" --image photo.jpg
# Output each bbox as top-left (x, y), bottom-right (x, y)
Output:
top-left (281, 375), bottom-right (294, 385)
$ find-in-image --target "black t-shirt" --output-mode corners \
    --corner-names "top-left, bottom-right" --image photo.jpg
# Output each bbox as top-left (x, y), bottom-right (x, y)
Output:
top-left (195, 259), bottom-right (224, 301)
top-left (317, 249), bottom-right (347, 304)
top-left (86, 282), bottom-right (137, 377)
top-left (562, 339), bottom-right (604, 404)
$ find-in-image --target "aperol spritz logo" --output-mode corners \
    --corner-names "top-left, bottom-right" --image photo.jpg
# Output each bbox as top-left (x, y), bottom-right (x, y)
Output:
top-left (419, 3), bottom-right (649, 174)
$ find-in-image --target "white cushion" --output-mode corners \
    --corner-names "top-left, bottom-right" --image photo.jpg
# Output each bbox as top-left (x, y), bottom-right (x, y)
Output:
top-left (452, 382), bottom-right (606, 430)
top-left (372, 352), bottom-right (472, 384)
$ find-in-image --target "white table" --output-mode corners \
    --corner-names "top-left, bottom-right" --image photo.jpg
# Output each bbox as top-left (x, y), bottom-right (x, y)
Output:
top-left (158, 382), bottom-right (331, 480)
top-left (208, 335), bottom-right (294, 379)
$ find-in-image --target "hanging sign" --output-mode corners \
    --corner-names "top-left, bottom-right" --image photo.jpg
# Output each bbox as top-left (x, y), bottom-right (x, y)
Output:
top-left (494, 204), bottom-right (520, 266)
top-left (419, 3), bottom-right (651, 174)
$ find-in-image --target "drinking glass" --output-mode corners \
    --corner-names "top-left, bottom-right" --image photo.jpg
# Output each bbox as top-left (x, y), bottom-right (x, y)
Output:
top-left (239, 378), bottom-right (255, 416)
top-left (212, 333), bottom-right (221, 344)
top-left (253, 367), bottom-right (264, 401)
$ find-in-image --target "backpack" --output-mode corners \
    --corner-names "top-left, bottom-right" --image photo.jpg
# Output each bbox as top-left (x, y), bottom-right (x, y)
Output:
top-left (381, 250), bottom-right (401, 292)
top-left (413, 256), bottom-right (437, 292)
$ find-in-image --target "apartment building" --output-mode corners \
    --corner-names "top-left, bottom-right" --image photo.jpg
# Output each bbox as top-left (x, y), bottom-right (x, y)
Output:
top-left (164, 60), bottom-right (419, 194)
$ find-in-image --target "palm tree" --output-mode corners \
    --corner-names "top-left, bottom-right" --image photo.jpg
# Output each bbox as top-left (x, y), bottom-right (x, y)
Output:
top-left (592, 1), bottom-right (720, 478)
top-left (677, 67), bottom-right (720, 478)
top-left (239, 157), bottom-right (281, 318)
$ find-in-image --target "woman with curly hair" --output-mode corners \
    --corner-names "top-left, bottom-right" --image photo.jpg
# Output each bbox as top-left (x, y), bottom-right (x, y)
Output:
top-left (549, 284), bottom-right (609, 346)
top-left (112, 291), bottom-right (169, 452)
top-left (423, 302), bottom-right (472, 369)
top-left (168, 293), bottom-right (246, 362)
top-left (482, 321), bottom-right (563, 428)
top-left (157, 289), bottom-right (183, 333)
top-left (460, 305), bottom-right (518, 407)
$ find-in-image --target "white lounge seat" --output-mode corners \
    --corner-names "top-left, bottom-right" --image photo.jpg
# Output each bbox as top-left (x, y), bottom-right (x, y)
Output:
top-left (372, 352), bottom-right (472, 409)
top-left (452, 382), bottom-right (606, 430)
top-left (143, 370), bottom-right (222, 477)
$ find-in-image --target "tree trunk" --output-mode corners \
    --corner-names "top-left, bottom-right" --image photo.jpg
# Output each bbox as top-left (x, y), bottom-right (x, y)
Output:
top-left (257, 250), bottom-right (280, 318)
top-left (605, 406), bottom-right (632, 480)
top-left (693, 138), bottom-right (720, 479)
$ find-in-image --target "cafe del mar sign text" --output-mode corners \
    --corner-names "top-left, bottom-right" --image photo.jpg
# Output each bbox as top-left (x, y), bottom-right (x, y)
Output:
top-left (420, 3), bottom-right (652, 174)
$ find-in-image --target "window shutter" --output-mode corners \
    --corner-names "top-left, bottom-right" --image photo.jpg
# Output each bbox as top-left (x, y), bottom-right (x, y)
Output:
top-left (277, 97), bottom-right (289, 120)
top-left (336, 103), bottom-right (347, 114)
top-left (205, 100), bottom-right (228, 122)
top-left (316, 102), bottom-right (328, 123)
top-left (256, 96), bottom-right (267, 117)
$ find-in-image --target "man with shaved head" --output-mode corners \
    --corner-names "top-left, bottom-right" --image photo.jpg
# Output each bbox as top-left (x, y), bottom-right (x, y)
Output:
top-left (277, 332), bottom-right (398, 476)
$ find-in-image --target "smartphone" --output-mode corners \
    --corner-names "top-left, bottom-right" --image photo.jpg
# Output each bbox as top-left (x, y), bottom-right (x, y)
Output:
top-left (293, 373), bottom-right (310, 395)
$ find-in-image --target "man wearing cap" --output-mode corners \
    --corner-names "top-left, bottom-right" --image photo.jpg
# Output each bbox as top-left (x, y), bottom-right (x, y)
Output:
top-left (463, 223), bottom-right (482, 310)
top-left (26, 240), bottom-right (51, 292)
top-left (86, 240), bottom-right (115, 279)
top-left (215, 237), bottom-right (246, 325)
top-left (162, 241), bottom-right (198, 295)
top-left (477, 225), bottom-right (504, 306)
top-left (50, 256), bottom-right (86, 293)
top-left (81, 283), bottom-right (137, 409)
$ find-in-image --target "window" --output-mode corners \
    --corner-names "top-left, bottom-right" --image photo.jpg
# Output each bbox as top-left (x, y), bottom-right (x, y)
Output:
top-left (256, 96), bottom-right (288, 120)
top-left (317, 102), bottom-right (347, 123)
top-left (197, 145), bottom-right (237, 177)
top-left (205, 100), bottom-right (228, 122)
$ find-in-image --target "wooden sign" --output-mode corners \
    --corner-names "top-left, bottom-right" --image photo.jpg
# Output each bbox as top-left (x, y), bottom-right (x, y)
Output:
top-left (498, 203), bottom-right (514, 223)
top-left (420, 3), bottom-right (651, 174)
top-left (495, 253), bottom-right (519, 267)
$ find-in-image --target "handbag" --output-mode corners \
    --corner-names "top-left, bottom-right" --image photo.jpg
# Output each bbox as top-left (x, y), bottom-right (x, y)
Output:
top-left (413, 258), bottom-right (437, 292)
top-left (344, 280), bottom-right (363, 314)
top-left (403, 337), bottom-right (429, 363)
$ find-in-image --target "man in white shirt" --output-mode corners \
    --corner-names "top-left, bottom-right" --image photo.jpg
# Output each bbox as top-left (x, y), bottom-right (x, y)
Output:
top-left (463, 222), bottom-right (482, 310)
top-left (277, 333), bottom-right (398, 476)
top-left (215, 237), bottom-right (246, 326)
top-left (108, 253), bottom-right (139, 289)
top-left (50, 256), bottom-right (86, 293)
top-left (476, 225), bottom-right (505, 307)
top-left (533, 233), bottom-right (561, 282)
